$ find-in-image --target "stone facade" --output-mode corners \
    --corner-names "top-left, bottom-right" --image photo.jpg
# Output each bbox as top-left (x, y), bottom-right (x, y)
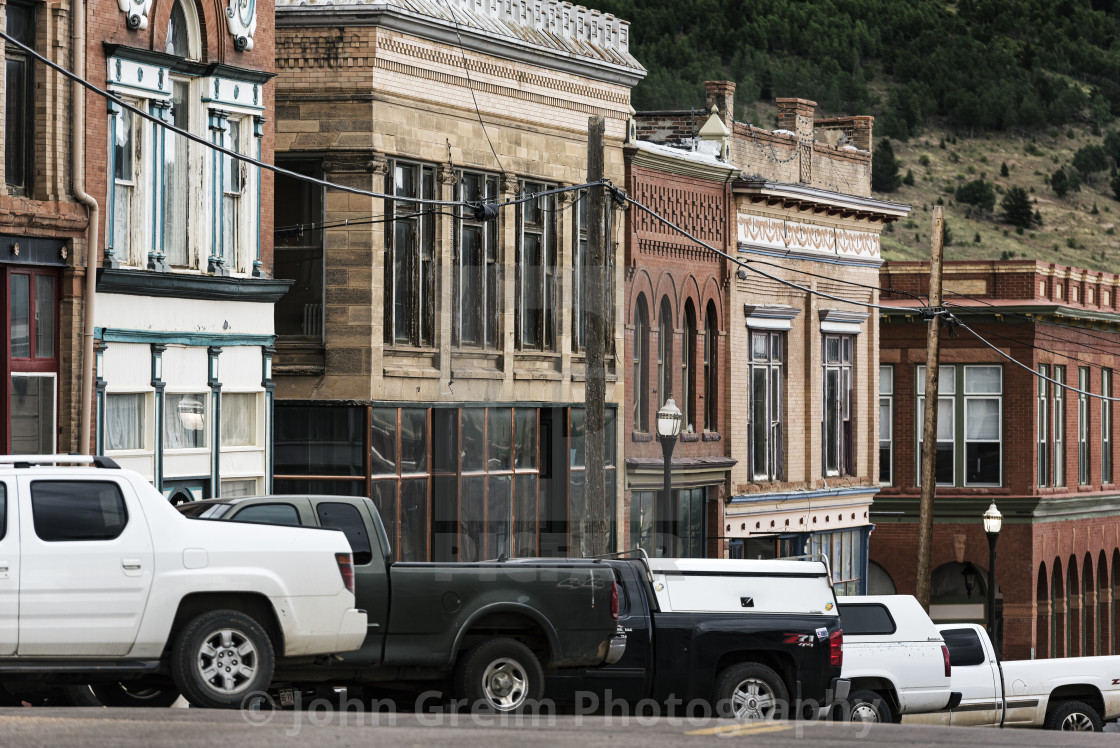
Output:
top-left (634, 85), bottom-right (907, 585)
top-left (878, 260), bottom-right (1120, 659)
top-left (271, 0), bottom-right (644, 559)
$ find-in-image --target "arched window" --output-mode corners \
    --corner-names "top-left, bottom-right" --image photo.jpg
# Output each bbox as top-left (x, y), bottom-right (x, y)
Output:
top-left (1068, 559), bottom-right (1079, 657)
top-left (1036, 563), bottom-right (1049, 659)
top-left (682, 301), bottom-right (696, 431)
top-left (1052, 559), bottom-right (1063, 657)
top-left (657, 298), bottom-right (673, 409)
top-left (165, 1), bottom-right (199, 60)
top-left (704, 301), bottom-right (718, 432)
top-left (633, 296), bottom-right (649, 432)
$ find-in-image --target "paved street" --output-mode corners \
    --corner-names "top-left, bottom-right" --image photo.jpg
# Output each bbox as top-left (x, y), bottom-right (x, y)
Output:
top-left (0, 708), bottom-right (1115, 748)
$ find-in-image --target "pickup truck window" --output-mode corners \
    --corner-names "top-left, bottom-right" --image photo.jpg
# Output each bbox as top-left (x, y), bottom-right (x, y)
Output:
top-left (232, 503), bottom-right (302, 527)
top-left (941, 627), bottom-right (986, 666)
top-left (31, 481), bottom-right (128, 541)
top-left (316, 502), bottom-right (373, 565)
top-left (0, 483), bottom-right (5, 539)
top-left (837, 603), bottom-right (896, 635)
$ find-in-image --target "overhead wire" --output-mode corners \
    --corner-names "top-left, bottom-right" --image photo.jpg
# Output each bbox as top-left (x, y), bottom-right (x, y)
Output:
top-left (0, 29), bottom-right (465, 208)
top-left (440, 0), bottom-right (506, 175)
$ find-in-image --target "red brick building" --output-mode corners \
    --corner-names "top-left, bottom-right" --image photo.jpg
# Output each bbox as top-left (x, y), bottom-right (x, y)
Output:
top-left (877, 260), bottom-right (1120, 660)
top-left (622, 126), bottom-right (738, 558)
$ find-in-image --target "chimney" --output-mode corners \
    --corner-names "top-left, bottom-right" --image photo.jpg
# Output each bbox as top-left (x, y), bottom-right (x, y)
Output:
top-left (848, 115), bottom-right (874, 151)
top-left (705, 80), bottom-right (735, 130)
top-left (776, 97), bottom-right (816, 138)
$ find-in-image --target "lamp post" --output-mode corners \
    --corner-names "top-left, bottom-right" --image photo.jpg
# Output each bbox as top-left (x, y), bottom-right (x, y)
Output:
top-left (983, 502), bottom-right (1003, 656)
top-left (657, 397), bottom-right (682, 558)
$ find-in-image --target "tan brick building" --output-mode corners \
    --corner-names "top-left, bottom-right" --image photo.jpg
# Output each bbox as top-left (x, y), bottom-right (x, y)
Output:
top-left (878, 260), bottom-right (1120, 660)
top-left (634, 87), bottom-right (908, 586)
top-left (2, 0), bottom-right (87, 455)
top-left (271, 0), bottom-right (644, 560)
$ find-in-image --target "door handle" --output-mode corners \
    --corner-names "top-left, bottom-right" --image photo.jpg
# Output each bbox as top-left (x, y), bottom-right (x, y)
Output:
top-left (0, 562), bottom-right (8, 579)
top-left (121, 559), bottom-right (143, 571)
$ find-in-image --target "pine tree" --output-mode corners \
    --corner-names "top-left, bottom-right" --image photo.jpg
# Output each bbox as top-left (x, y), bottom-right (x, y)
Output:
top-left (1000, 162), bottom-right (1009, 177)
top-left (871, 139), bottom-right (902, 193)
top-left (1001, 186), bottom-right (1034, 228)
top-left (1051, 168), bottom-right (1069, 197)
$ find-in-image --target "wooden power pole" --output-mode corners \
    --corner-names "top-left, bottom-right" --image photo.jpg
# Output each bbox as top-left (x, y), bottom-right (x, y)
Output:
top-left (916, 206), bottom-right (945, 610)
top-left (584, 115), bottom-right (608, 556)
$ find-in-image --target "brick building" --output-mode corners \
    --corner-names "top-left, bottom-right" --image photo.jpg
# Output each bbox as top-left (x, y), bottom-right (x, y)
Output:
top-left (270, 0), bottom-right (644, 560)
top-left (877, 260), bottom-right (1120, 660)
top-left (633, 86), bottom-right (907, 584)
top-left (2, 0), bottom-right (87, 454)
top-left (86, 0), bottom-right (287, 500)
top-left (622, 124), bottom-right (737, 559)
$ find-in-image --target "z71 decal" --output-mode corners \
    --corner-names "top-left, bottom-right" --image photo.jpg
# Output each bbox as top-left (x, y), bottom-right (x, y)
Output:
top-left (1112, 678), bottom-right (1119, 686)
top-left (783, 633), bottom-right (816, 647)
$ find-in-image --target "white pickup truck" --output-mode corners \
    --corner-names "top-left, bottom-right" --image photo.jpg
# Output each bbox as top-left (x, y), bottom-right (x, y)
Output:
top-left (903, 623), bottom-right (1120, 732)
top-left (835, 595), bottom-right (954, 723)
top-left (0, 456), bottom-right (367, 708)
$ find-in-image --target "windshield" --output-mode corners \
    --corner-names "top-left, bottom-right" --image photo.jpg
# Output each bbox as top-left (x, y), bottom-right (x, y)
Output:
top-left (177, 502), bottom-right (233, 519)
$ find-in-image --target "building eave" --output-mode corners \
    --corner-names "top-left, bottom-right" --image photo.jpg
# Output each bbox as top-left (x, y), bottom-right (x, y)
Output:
top-left (275, 4), bottom-right (647, 88)
top-left (733, 179), bottom-right (911, 222)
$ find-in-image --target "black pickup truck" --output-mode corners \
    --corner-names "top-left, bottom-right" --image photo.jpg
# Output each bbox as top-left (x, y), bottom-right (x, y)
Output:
top-left (543, 556), bottom-right (848, 719)
top-left (173, 494), bottom-right (623, 711)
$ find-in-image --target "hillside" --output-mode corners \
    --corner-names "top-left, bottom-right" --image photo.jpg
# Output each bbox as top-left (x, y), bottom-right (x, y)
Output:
top-left (585, 0), bottom-right (1120, 270)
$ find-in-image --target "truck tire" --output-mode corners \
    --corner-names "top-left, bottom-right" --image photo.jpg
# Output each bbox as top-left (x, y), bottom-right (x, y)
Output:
top-left (454, 638), bottom-right (544, 713)
top-left (63, 682), bottom-right (181, 708)
top-left (1046, 700), bottom-right (1103, 732)
top-left (714, 662), bottom-right (789, 720)
top-left (845, 689), bottom-right (893, 724)
top-left (171, 610), bottom-right (275, 709)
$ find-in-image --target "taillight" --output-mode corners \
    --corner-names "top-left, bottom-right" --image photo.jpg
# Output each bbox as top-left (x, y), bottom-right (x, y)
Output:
top-left (336, 552), bottom-right (355, 594)
top-left (829, 629), bottom-right (843, 668)
top-left (610, 581), bottom-right (619, 621)
top-left (942, 644), bottom-right (952, 678)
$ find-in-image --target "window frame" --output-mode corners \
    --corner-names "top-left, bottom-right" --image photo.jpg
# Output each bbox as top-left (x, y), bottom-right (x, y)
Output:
top-left (384, 159), bottom-right (437, 347)
top-left (104, 391), bottom-right (150, 452)
top-left (273, 158), bottom-right (325, 341)
top-left (704, 302), bottom-right (718, 432)
top-left (657, 298), bottom-right (673, 408)
top-left (682, 302), bottom-right (697, 431)
top-left (515, 180), bottom-right (558, 351)
top-left (822, 334), bottom-right (855, 477)
top-left (1103, 369), bottom-right (1112, 484)
top-left (633, 295), bottom-right (650, 433)
top-left (1038, 364), bottom-right (1049, 487)
top-left (879, 364), bottom-right (893, 486)
top-left (963, 365), bottom-right (1002, 487)
top-left (1078, 366), bottom-right (1090, 485)
top-left (453, 169), bottom-right (501, 349)
top-left (917, 365), bottom-right (957, 487)
top-left (4, 0), bottom-right (35, 196)
top-left (748, 330), bottom-right (784, 482)
top-left (1054, 366), bottom-right (1066, 487)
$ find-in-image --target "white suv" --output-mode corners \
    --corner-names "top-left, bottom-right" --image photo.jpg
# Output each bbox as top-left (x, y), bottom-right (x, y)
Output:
top-left (0, 455), bottom-right (366, 708)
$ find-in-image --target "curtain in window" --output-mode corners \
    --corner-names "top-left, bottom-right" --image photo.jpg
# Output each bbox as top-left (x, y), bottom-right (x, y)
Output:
top-left (164, 393), bottom-right (206, 448)
top-left (966, 400), bottom-right (1000, 440)
top-left (966, 367), bottom-right (1001, 394)
top-left (164, 81), bottom-right (190, 265)
top-left (106, 393), bottom-right (144, 451)
top-left (221, 393), bottom-right (255, 446)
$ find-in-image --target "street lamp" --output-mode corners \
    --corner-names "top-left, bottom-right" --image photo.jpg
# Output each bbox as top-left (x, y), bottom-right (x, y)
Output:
top-left (983, 502), bottom-right (1003, 656)
top-left (657, 397), bottom-right (682, 558)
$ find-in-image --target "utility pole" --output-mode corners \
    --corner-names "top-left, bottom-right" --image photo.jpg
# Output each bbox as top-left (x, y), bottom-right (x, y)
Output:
top-left (916, 206), bottom-right (945, 610)
top-left (584, 115), bottom-right (608, 556)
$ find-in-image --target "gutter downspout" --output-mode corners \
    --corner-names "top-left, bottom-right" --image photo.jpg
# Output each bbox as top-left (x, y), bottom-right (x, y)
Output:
top-left (73, 0), bottom-right (99, 454)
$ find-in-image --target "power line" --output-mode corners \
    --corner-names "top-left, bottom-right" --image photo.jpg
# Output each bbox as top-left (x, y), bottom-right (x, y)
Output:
top-left (952, 317), bottom-right (1120, 402)
top-left (440, 0), bottom-right (505, 175)
top-left (623, 192), bottom-right (907, 313)
top-left (1, 30), bottom-right (464, 208)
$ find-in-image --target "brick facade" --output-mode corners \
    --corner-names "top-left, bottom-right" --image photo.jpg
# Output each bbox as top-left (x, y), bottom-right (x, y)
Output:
top-left (632, 86), bottom-right (906, 578)
top-left (878, 260), bottom-right (1120, 659)
top-left (1, 0), bottom-right (87, 454)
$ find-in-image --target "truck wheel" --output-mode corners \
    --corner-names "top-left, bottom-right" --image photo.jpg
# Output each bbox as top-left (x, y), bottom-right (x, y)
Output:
top-left (1046, 700), bottom-right (1103, 732)
top-left (454, 638), bottom-right (544, 713)
top-left (63, 682), bottom-right (181, 708)
top-left (171, 610), bottom-right (275, 709)
top-left (845, 689), bottom-right (893, 724)
top-left (714, 662), bottom-right (789, 720)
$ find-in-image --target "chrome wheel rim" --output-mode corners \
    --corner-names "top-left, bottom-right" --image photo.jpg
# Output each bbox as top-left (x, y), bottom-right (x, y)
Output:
top-left (730, 678), bottom-right (777, 720)
top-left (850, 702), bottom-right (881, 722)
top-left (1060, 712), bottom-right (1096, 731)
top-left (196, 628), bottom-right (257, 696)
top-left (480, 657), bottom-right (528, 711)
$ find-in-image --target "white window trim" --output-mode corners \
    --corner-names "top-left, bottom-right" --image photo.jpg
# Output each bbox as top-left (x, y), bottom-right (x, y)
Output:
top-left (220, 389), bottom-right (263, 450)
top-left (879, 364), bottom-right (893, 486)
top-left (963, 365), bottom-right (1002, 487)
top-left (10, 372), bottom-right (58, 454)
top-left (104, 389), bottom-right (154, 454)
